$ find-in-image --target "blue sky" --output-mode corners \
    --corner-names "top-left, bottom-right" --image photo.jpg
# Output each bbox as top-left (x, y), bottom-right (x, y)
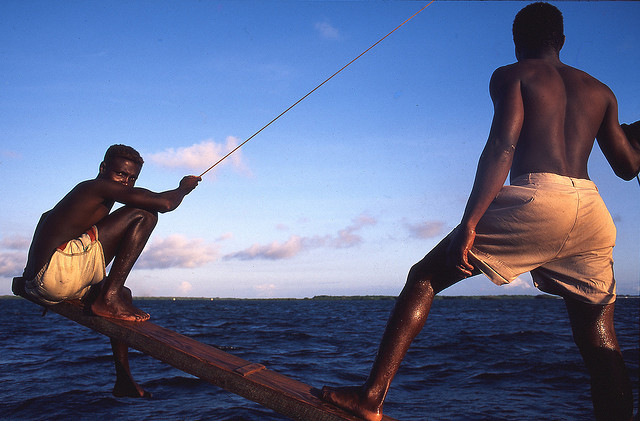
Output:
top-left (1, 1), bottom-right (638, 298)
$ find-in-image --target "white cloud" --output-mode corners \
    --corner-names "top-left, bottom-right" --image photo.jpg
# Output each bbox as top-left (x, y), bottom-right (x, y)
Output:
top-left (216, 232), bottom-right (233, 242)
top-left (1, 150), bottom-right (22, 160)
top-left (137, 234), bottom-right (219, 269)
top-left (224, 213), bottom-right (376, 261)
top-left (335, 213), bottom-right (377, 248)
top-left (254, 283), bottom-right (277, 297)
top-left (0, 251), bottom-right (25, 277)
top-left (225, 235), bottom-right (304, 261)
top-left (1, 235), bottom-right (30, 250)
top-left (148, 138), bottom-right (250, 175)
top-left (0, 236), bottom-right (29, 276)
top-left (178, 281), bottom-right (193, 295)
top-left (315, 22), bottom-right (340, 40)
top-left (504, 277), bottom-right (533, 290)
top-left (405, 220), bottom-right (446, 239)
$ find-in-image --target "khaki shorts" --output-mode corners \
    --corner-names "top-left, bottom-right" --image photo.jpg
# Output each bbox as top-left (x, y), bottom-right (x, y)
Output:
top-left (25, 226), bottom-right (106, 305)
top-left (468, 173), bottom-right (616, 305)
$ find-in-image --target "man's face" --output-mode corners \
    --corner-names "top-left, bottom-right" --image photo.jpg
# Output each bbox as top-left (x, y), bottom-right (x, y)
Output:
top-left (100, 157), bottom-right (142, 187)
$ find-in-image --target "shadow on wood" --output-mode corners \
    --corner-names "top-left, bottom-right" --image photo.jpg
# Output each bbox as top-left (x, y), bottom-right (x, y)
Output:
top-left (13, 278), bottom-right (398, 421)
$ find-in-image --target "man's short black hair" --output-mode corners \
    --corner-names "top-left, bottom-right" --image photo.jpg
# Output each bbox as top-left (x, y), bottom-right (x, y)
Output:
top-left (513, 2), bottom-right (564, 53)
top-left (104, 144), bottom-right (144, 167)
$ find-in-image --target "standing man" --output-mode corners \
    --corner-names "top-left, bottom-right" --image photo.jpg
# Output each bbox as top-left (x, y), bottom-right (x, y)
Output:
top-left (321, 3), bottom-right (639, 420)
top-left (13, 144), bottom-right (200, 397)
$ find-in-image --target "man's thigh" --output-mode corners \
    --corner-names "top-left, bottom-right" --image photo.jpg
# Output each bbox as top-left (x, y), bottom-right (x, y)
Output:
top-left (411, 231), bottom-right (481, 294)
top-left (95, 207), bottom-right (156, 263)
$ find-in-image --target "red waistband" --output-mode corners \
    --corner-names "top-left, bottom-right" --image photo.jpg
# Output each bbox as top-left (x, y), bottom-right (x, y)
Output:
top-left (57, 226), bottom-right (97, 251)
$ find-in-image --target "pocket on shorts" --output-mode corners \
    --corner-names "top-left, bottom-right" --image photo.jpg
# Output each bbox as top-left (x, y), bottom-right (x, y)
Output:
top-left (486, 185), bottom-right (537, 213)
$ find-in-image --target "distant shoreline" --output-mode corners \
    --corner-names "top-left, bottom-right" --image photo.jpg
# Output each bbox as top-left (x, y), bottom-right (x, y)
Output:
top-left (2, 294), bottom-right (638, 301)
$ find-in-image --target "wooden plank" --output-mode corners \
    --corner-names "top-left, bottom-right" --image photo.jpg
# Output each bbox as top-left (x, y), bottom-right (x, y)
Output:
top-left (13, 280), bottom-right (397, 421)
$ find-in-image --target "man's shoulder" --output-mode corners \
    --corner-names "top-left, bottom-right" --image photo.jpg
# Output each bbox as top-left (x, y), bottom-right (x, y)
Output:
top-left (490, 61), bottom-right (535, 83)
top-left (557, 65), bottom-right (616, 103)
top-left (489, 63), bottom-right (526, 93)
top-left (493, 61), bottom-right (611, 91)
top-left (493, 62), bottom-right (519, 75)
top-left (493, 60), bottom-right (558, 78)
top-left (67, 178), bottom-right (119, 198)
top-left (70, 178), bottom-right (104, 192)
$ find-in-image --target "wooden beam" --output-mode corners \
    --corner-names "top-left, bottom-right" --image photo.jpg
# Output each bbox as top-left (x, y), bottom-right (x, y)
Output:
top-left (14, 281), bottom-right (397, 421)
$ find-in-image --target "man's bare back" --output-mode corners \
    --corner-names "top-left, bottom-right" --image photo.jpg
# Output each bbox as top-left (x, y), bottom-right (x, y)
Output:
top-left (321, 3), bottom-right (639, 420)
top-left (493, 54), bottom-right (638, 184)
top-left (24, 181), bottom-right (117, 281)
top-left (451, 51), bottom-right (639, 271)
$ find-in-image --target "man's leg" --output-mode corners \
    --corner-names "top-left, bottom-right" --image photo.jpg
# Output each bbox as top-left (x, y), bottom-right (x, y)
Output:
top-left (111, 337), bottom-right (151, 398)
top-left (107, 286), bottom-right (151, 398)
top-left (322, 235), bottom-right (473, 421)
top-left (564, 298), bottom-right (633, 421)
top-left (91, 206), bottom-right (158, 321)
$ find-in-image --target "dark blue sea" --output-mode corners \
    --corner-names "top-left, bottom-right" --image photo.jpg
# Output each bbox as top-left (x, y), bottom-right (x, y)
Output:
top-left (1, 296), bottom-right (638, 420)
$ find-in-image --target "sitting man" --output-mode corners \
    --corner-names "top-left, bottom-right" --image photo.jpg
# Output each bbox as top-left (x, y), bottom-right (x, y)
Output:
top-left (13, 144), bottom-right (200, 397)
top-left (322, 3), bottom-right (639, 420)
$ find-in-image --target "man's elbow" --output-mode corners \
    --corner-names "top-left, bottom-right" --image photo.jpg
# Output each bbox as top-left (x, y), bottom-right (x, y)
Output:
top-left (157, 200), bottom-right (177, 213)
top-left (614, 165), bottom-right (640, 181)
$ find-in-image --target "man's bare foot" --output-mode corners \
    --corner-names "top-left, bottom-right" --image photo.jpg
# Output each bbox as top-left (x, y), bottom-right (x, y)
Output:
top-left (113, 378), bottom-right (152, 398)
top-left (91, 296), bottom-right (150, 322)
top-left (321, 386), bottom-right (383, 421)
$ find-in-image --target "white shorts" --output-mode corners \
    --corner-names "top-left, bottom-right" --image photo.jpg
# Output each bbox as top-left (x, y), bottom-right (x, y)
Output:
top-left (468, 173), bottom-right (616, 305)
top-left (25, 226), bottom-right (106, 305)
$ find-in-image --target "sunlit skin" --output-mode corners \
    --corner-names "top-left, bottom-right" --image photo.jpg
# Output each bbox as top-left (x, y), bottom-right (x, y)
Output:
top-left (321, 10), bottom-right (639, 421)
top-left (19, 150), bottom-right (200, 397)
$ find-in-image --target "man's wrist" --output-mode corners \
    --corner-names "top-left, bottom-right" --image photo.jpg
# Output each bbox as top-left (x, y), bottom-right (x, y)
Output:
top-left (459, 221), bottom-right (477, 233)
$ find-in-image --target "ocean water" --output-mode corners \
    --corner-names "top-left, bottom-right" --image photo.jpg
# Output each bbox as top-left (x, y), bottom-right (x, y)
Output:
top-left (1, 296), bottom-right (638, 420)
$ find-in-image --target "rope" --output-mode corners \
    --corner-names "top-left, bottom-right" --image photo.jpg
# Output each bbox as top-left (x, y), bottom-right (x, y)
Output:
top-left (199, 1), bottom-right (435, 177)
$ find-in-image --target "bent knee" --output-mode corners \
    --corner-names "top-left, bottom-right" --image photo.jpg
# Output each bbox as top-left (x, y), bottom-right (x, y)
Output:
top-left (406, 265), bottom-right (435, 293)
top-left (125, 207), bottom-right (158, 226)
top-left (139, 208), bottom-right (158, 223)
top-left (407, 261), bottom-right (459, 295)
top-left (407, 263), bottom-right (426, 284)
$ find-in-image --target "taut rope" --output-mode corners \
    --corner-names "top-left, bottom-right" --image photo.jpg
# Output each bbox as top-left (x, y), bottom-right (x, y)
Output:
top-left (199, 1), bottom-right (435, 178)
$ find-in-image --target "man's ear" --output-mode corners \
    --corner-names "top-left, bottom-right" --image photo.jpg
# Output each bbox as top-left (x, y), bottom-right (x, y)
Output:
top-left (99, 161), bottom-right (106, 175)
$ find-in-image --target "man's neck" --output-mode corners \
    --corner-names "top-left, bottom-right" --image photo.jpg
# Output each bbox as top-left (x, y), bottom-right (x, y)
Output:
top-left (516, 48), bottom-right (561, 63)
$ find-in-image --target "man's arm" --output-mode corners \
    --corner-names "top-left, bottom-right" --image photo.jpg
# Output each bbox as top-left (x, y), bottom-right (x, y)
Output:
top-left (620, 120), bottom-right (640, 148)
top-left (448, 67), bottom-right (524, 275)
top-left (99, 175), bottom-right (201, 213)
top-left (596, 90), bottom-right (640, 180)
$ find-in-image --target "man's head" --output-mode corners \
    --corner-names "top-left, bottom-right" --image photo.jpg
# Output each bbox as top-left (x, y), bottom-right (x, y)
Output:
top-left (103, 144), bottom-right (144, 167)
top-left (513, 2), bottom-right (564, 57)
top-left (99, 144), bottom-right (144, 187)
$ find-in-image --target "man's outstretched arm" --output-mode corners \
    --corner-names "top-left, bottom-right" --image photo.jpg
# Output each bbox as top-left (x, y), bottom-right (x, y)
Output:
top-left (99, 175), bottom-right (201, 213)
